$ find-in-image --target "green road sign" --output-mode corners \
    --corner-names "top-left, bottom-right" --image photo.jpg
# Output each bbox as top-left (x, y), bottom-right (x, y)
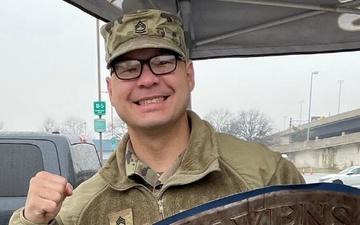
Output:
top-left (93, 101), bottom-right (106, 115)
top-left (94, 118), bottom-right (106, 132)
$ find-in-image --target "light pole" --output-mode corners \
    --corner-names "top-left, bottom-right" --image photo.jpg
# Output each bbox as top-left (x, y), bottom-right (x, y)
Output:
top-left (289, 117), bottom-right (293, 143)
top-left (307, 71), bottom-right (318, 141)
top-left (96, 19), bottom-right (103, 162)
top-left (101, 91), bottom-right (114, 138)
top-left (338, 80), bottom-right (344, 114)
top-left (299, 100), bottom-right (304, 125)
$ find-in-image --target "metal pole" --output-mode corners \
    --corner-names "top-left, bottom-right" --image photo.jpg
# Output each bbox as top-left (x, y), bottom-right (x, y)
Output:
top-left (338, 80), bottom-right (344, 114)
top-left (96, 19), bottom-right (103, 162)
top-left (299, 100), bottom-right (303, 125)
top-left (101, 90), bottom-right (114, 138)
top-left (306, 71), bottom-right (318, 141)
top-left (289, 117), bottom-right (292, 143)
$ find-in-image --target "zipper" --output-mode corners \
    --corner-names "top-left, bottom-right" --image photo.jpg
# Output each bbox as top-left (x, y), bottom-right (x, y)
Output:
top-left (157, 198), bottom-right (165, 220)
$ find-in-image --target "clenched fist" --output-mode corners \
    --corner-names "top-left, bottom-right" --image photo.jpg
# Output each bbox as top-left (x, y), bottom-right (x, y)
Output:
top-left (24, 171), bottom-right (73, 224)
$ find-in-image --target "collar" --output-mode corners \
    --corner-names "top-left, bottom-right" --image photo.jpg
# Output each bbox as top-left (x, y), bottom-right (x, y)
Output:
top-left (125, 140), bottom-right (184, 190)
top-left (99, 110), bottom-right (221, 190)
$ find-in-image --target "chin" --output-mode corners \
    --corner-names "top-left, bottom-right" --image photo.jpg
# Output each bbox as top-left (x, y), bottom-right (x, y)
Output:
top-left (139, 119), bottom-right (169, 129)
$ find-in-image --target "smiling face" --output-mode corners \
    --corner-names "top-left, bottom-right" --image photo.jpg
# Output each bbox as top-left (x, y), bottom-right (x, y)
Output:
top-left (106, 48), bottom-right (195, 132)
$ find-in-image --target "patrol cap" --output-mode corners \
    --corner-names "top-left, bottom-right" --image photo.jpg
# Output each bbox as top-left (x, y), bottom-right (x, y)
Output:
top-left (101, 9), bottom-right (187, 69)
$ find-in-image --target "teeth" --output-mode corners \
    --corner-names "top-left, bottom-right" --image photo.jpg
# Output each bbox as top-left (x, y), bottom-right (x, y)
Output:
top-left (138, 97), bottom-right (165, 106)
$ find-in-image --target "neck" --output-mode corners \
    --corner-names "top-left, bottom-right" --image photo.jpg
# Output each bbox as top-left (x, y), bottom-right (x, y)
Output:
top-left (128, 114), bottom-right (190, 172)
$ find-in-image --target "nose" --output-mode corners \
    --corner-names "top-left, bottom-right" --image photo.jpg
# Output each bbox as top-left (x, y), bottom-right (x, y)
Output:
top-left (136, 63), bottom-right (160, 87)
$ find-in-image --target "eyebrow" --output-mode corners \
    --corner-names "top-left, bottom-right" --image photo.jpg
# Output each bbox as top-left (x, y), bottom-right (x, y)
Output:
top-left (111, 50), bottom-right (179, 66)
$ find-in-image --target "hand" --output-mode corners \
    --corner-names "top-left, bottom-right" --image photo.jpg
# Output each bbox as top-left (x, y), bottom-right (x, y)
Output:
top-left (24, 171), bottom-right (73, 224)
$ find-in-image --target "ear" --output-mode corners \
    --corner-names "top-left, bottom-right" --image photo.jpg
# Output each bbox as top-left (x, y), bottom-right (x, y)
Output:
top-left (106, 76), bottom-right (113, 101)
top-left (186, 60), bottom-right (195, 91)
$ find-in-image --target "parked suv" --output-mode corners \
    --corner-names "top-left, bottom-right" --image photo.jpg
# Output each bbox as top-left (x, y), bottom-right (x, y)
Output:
top-left (0, 132), bottom-right (102, 225)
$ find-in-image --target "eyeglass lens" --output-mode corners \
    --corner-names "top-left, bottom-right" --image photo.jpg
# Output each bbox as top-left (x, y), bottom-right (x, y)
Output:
top-left (114, 55), bottom-right (177, 80)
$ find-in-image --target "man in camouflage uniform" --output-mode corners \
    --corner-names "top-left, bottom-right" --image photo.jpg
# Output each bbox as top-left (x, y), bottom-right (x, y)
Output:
top-left (10, 9), bottom-right (305, 225)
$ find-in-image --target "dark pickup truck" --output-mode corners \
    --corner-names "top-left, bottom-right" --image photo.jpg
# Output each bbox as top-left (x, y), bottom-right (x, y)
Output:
top-left (0, 132), bottom-right (102, 225)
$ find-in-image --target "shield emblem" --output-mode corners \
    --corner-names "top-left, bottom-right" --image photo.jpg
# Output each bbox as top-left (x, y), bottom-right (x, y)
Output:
top-left (154, 183), bottom-right (360, 225)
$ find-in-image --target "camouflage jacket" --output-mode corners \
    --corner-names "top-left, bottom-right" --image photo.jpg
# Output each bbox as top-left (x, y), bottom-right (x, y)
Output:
top-left (10, 110), bottom-right (305, 225)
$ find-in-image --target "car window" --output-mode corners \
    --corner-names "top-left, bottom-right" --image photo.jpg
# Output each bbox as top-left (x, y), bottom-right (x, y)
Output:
top-left (0, 144), bottom-right (44, 197)
top-left (354, 168), bottom-right (360, 174)
top-left (69, 143), bottom-right (102, 186)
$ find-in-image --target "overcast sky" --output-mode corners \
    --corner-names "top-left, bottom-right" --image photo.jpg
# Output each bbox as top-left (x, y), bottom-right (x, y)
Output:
top-left (1, 1), bottom-right (360, 136)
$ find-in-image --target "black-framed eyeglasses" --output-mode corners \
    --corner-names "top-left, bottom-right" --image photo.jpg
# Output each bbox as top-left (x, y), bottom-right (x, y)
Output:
top-left (111, 54), bottom-right (185, 80)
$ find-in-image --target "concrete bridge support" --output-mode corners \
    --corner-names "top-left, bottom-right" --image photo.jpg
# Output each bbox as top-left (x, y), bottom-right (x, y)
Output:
top-left (269, 133), bottom-right (360, 170)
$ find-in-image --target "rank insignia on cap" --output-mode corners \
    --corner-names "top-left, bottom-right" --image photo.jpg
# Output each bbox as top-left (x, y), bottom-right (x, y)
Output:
top-left (134, 20), bottom-right (147, 34)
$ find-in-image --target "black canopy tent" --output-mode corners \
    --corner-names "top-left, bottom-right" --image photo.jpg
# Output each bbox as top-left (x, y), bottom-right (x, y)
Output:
top-left (63, 0), bottom-right (360, 60)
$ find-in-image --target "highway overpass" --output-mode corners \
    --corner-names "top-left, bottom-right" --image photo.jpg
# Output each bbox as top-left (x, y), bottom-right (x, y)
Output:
top-left (267, 108), bottom-right (360, 169)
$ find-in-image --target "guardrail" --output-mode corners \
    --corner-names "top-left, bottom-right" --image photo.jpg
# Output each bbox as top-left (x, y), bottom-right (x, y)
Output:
top-left (269, 132), bottom-right (360, 153)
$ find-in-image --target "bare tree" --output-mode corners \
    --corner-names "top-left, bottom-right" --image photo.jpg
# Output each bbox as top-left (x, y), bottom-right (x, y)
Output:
top-left (231, 109), bottom-right (273, 142)
top-left (203, 108), bottom-right (274, 144)
top-left (104, 117), bottom-right (128, 139)
top-left (203, 108), bottom-right (234, 133)
top-left (60, 116), bottom-right (87, 135)
top-left (42, 117), bottom-right (59, 132)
